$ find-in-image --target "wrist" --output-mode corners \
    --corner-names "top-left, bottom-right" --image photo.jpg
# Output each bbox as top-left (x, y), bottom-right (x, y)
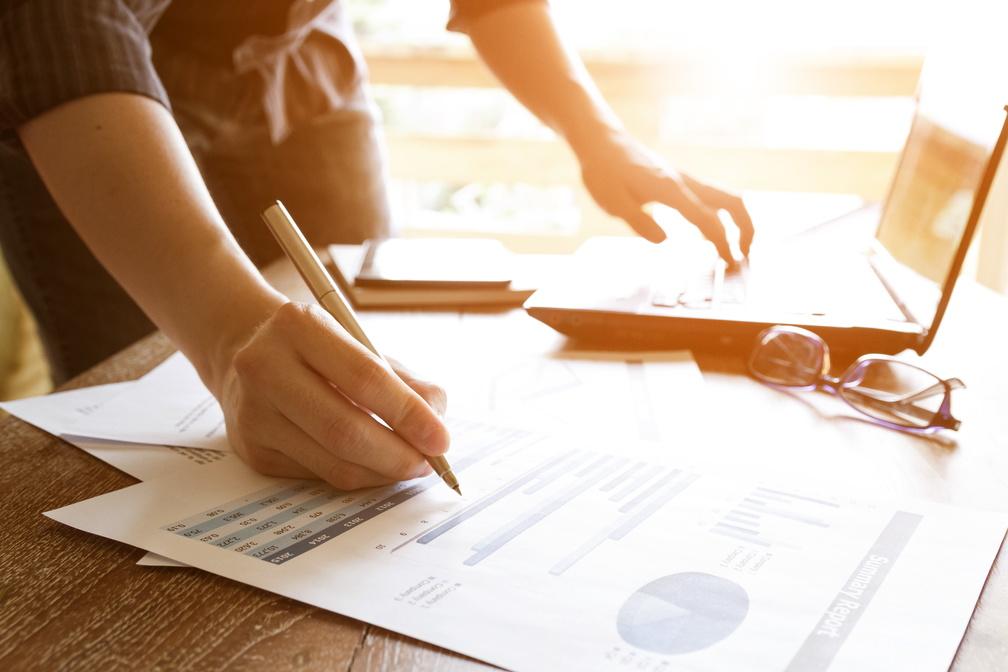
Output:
top-left (190, 281), bottom-right (286, 399)
top-left (566, 118), bottom-right (631, 167)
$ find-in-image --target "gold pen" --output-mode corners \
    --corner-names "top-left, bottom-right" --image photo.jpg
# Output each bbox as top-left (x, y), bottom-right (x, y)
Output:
top-left (261, 200), bottom-right (461, 495)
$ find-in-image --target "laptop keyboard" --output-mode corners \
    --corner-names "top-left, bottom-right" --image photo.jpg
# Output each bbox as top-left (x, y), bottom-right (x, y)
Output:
top-left (652, 260), bottom-right (747, 309)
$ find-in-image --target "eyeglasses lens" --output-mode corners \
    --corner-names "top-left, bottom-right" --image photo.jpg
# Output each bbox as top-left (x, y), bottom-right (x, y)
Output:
top-left (839, 359), bottom-right (946, 429)
top-left (750, 330), bottom-right (824, 387)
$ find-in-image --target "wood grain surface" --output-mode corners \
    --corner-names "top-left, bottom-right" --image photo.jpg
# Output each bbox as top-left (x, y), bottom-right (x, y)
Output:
top-left (1, 270), bottom-right (1006, 671)
top-left (0, 334), bottom-right (494, 671)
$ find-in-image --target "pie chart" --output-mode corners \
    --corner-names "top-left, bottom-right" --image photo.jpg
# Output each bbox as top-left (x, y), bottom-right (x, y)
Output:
top-left (616, 572), bottom-right (749, 654)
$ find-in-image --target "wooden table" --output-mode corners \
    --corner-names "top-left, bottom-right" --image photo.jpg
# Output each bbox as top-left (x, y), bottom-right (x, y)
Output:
top-left (1, 257), bottom-right (1006, 671)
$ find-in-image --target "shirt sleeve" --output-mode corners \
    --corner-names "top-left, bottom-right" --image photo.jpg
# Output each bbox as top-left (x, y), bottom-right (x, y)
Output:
top-left (447, 0), bottom-right (547, 34)
top-left (0, 0), bottom-right (170, 130)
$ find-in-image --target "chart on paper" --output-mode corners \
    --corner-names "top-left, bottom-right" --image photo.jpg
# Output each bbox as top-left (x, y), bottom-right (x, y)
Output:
top-left (709, 485), bottom-right (842, 550)
top-left (162, 420), bottom-right (528, 564)
top-left (163, 419), bottom-right (704, 570)
top-left (50, 416), bottom-right (1008, 672)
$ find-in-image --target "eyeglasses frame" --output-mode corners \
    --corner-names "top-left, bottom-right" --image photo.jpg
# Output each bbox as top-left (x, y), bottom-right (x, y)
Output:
top-left (748, 326), bottom-right (963, 434)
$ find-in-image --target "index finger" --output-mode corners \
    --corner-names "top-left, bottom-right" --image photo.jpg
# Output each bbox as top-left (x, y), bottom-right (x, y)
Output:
top-left (682, 175), bottom-right (755, 256)
top-left (656, 177), bottom-right (734, 264)
top-left (279, 304), bottom-right (451, 457)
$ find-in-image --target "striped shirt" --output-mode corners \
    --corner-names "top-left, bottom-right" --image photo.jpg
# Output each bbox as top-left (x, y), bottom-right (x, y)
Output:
top-left (0, 0), bottom-right (540, 135)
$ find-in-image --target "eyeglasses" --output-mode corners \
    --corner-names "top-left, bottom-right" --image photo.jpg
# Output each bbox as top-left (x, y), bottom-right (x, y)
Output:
top-left (748, 326), bottom-right (964, 433)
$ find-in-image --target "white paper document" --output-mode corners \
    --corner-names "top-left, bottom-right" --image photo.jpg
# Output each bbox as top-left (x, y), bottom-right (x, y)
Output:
top-left (47, 418), bottom-right (1006, 672)
top-left (64, 352), bottom-right (230, 450)
top-left (0, 382), bottom-right (132, 436)
top-left (67, 348), bottom-right (704, 450)
top-left (0, 382), bottom-right (231, 482)
top-left (411, 348), bottom-right (704, 442)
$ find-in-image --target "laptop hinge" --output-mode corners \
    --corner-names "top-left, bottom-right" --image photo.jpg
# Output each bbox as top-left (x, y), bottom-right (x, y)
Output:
top-left (867, 250), bottom-right (921, 327)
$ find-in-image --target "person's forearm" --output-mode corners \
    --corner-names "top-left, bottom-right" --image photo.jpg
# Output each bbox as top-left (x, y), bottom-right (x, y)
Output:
top-left (465, 3), bottom-right (623, 160)
top-left (18, 93), bottom-right (285, 393)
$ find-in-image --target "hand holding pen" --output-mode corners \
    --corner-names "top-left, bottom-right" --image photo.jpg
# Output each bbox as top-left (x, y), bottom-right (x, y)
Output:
top-left (206, 203), bottom-right (455, 493)
top-left (258, 201), bottom-right (460, 494)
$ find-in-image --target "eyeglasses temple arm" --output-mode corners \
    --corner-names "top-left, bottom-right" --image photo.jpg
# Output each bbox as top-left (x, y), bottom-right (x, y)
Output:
top-left (884, 377), bottom-right (965, 405)
top-left (843, 386), bottom-right (951, 424)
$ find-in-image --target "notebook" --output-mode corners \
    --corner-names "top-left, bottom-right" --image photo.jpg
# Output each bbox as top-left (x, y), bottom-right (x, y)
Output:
top-left (326, 243), bottom-right (565, 309)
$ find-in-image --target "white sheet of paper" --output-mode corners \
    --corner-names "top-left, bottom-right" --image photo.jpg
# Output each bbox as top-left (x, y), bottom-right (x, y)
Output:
top-left (46, 418), bottom-right (1006, 672)
top-left (1, 382), bottom-right (231, 482)
top-left (67, 347), bottom-right (704, 450)
top-left (66, 437), bottom-right (231, 481)
top-left (66, 352), bottom-right (229, 451)
top-left (0, 382), bottom-right (133, 436)
top-left (407, 349), bottom-right (704, 442)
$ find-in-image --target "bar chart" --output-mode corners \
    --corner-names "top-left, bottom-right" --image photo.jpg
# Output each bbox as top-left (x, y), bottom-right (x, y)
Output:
top-left (709, 486), bottom-right (841, 549)
top-left (161, 421), bottom-right (530, 564)
top-left (167, 418), bottom-right (838, 576)
top-left (400, 447), bottom-right (701, 574)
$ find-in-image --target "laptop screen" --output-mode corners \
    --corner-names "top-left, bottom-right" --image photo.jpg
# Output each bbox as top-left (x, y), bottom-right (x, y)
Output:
top-left (874, 59), bottom-right (1007, 332)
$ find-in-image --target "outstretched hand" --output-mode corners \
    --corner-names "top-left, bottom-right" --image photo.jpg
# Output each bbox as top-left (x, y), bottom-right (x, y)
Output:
top-left (579, 132), bottom-right (754, 263)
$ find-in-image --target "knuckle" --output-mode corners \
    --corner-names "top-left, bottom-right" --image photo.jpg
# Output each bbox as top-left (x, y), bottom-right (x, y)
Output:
top-left (425, 383), bottom-right (448, 410)
top-left (396, 395), bottom-right (432, 435)
top-left (232, 344), bottom-right (261, 379)
top-left (273, 301), bottom-right (311, 333)
top-left (322, 415), bottom-right (358, 458)
top-left (352, 355), bottom-right (389, 397)
top-left (386, 357), bottom-right (408, 375)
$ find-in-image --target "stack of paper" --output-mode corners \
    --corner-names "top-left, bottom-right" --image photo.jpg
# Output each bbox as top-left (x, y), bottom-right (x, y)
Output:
top-left (3, 349), bottom-right (1005, 672)
top-left (2, 345), bottom-right (706, 567)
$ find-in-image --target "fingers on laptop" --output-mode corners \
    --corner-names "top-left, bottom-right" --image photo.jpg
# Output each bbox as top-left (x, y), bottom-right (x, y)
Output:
top-left (651, 175), bottom-right (734, 264)
top-left (680, 175), bottom-right (755, 256)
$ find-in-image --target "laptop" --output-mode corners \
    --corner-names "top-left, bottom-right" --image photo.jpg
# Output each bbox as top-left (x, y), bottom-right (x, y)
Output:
top-left (525, 80), bottom-right (1008, 357)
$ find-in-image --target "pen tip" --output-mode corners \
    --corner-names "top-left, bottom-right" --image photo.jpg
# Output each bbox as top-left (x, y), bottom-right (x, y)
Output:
top-left (452, 485), bottom-right (462, 496)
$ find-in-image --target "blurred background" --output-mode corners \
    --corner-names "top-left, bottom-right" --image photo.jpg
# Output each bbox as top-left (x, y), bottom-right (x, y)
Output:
top-left (1, 0), bottom-right (1006, 398)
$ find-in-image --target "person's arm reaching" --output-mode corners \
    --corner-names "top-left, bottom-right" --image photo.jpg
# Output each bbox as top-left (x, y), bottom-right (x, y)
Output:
top-left (18, 93), bottom-right (449, 488)
top-left (462, 2), bottom-right (754, 262)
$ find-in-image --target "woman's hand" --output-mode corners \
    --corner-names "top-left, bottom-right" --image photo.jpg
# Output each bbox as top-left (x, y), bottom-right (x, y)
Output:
top-left (216, 301), bottom-right (451, 490)
top-left (579, 131), bottom-right (755, 264)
